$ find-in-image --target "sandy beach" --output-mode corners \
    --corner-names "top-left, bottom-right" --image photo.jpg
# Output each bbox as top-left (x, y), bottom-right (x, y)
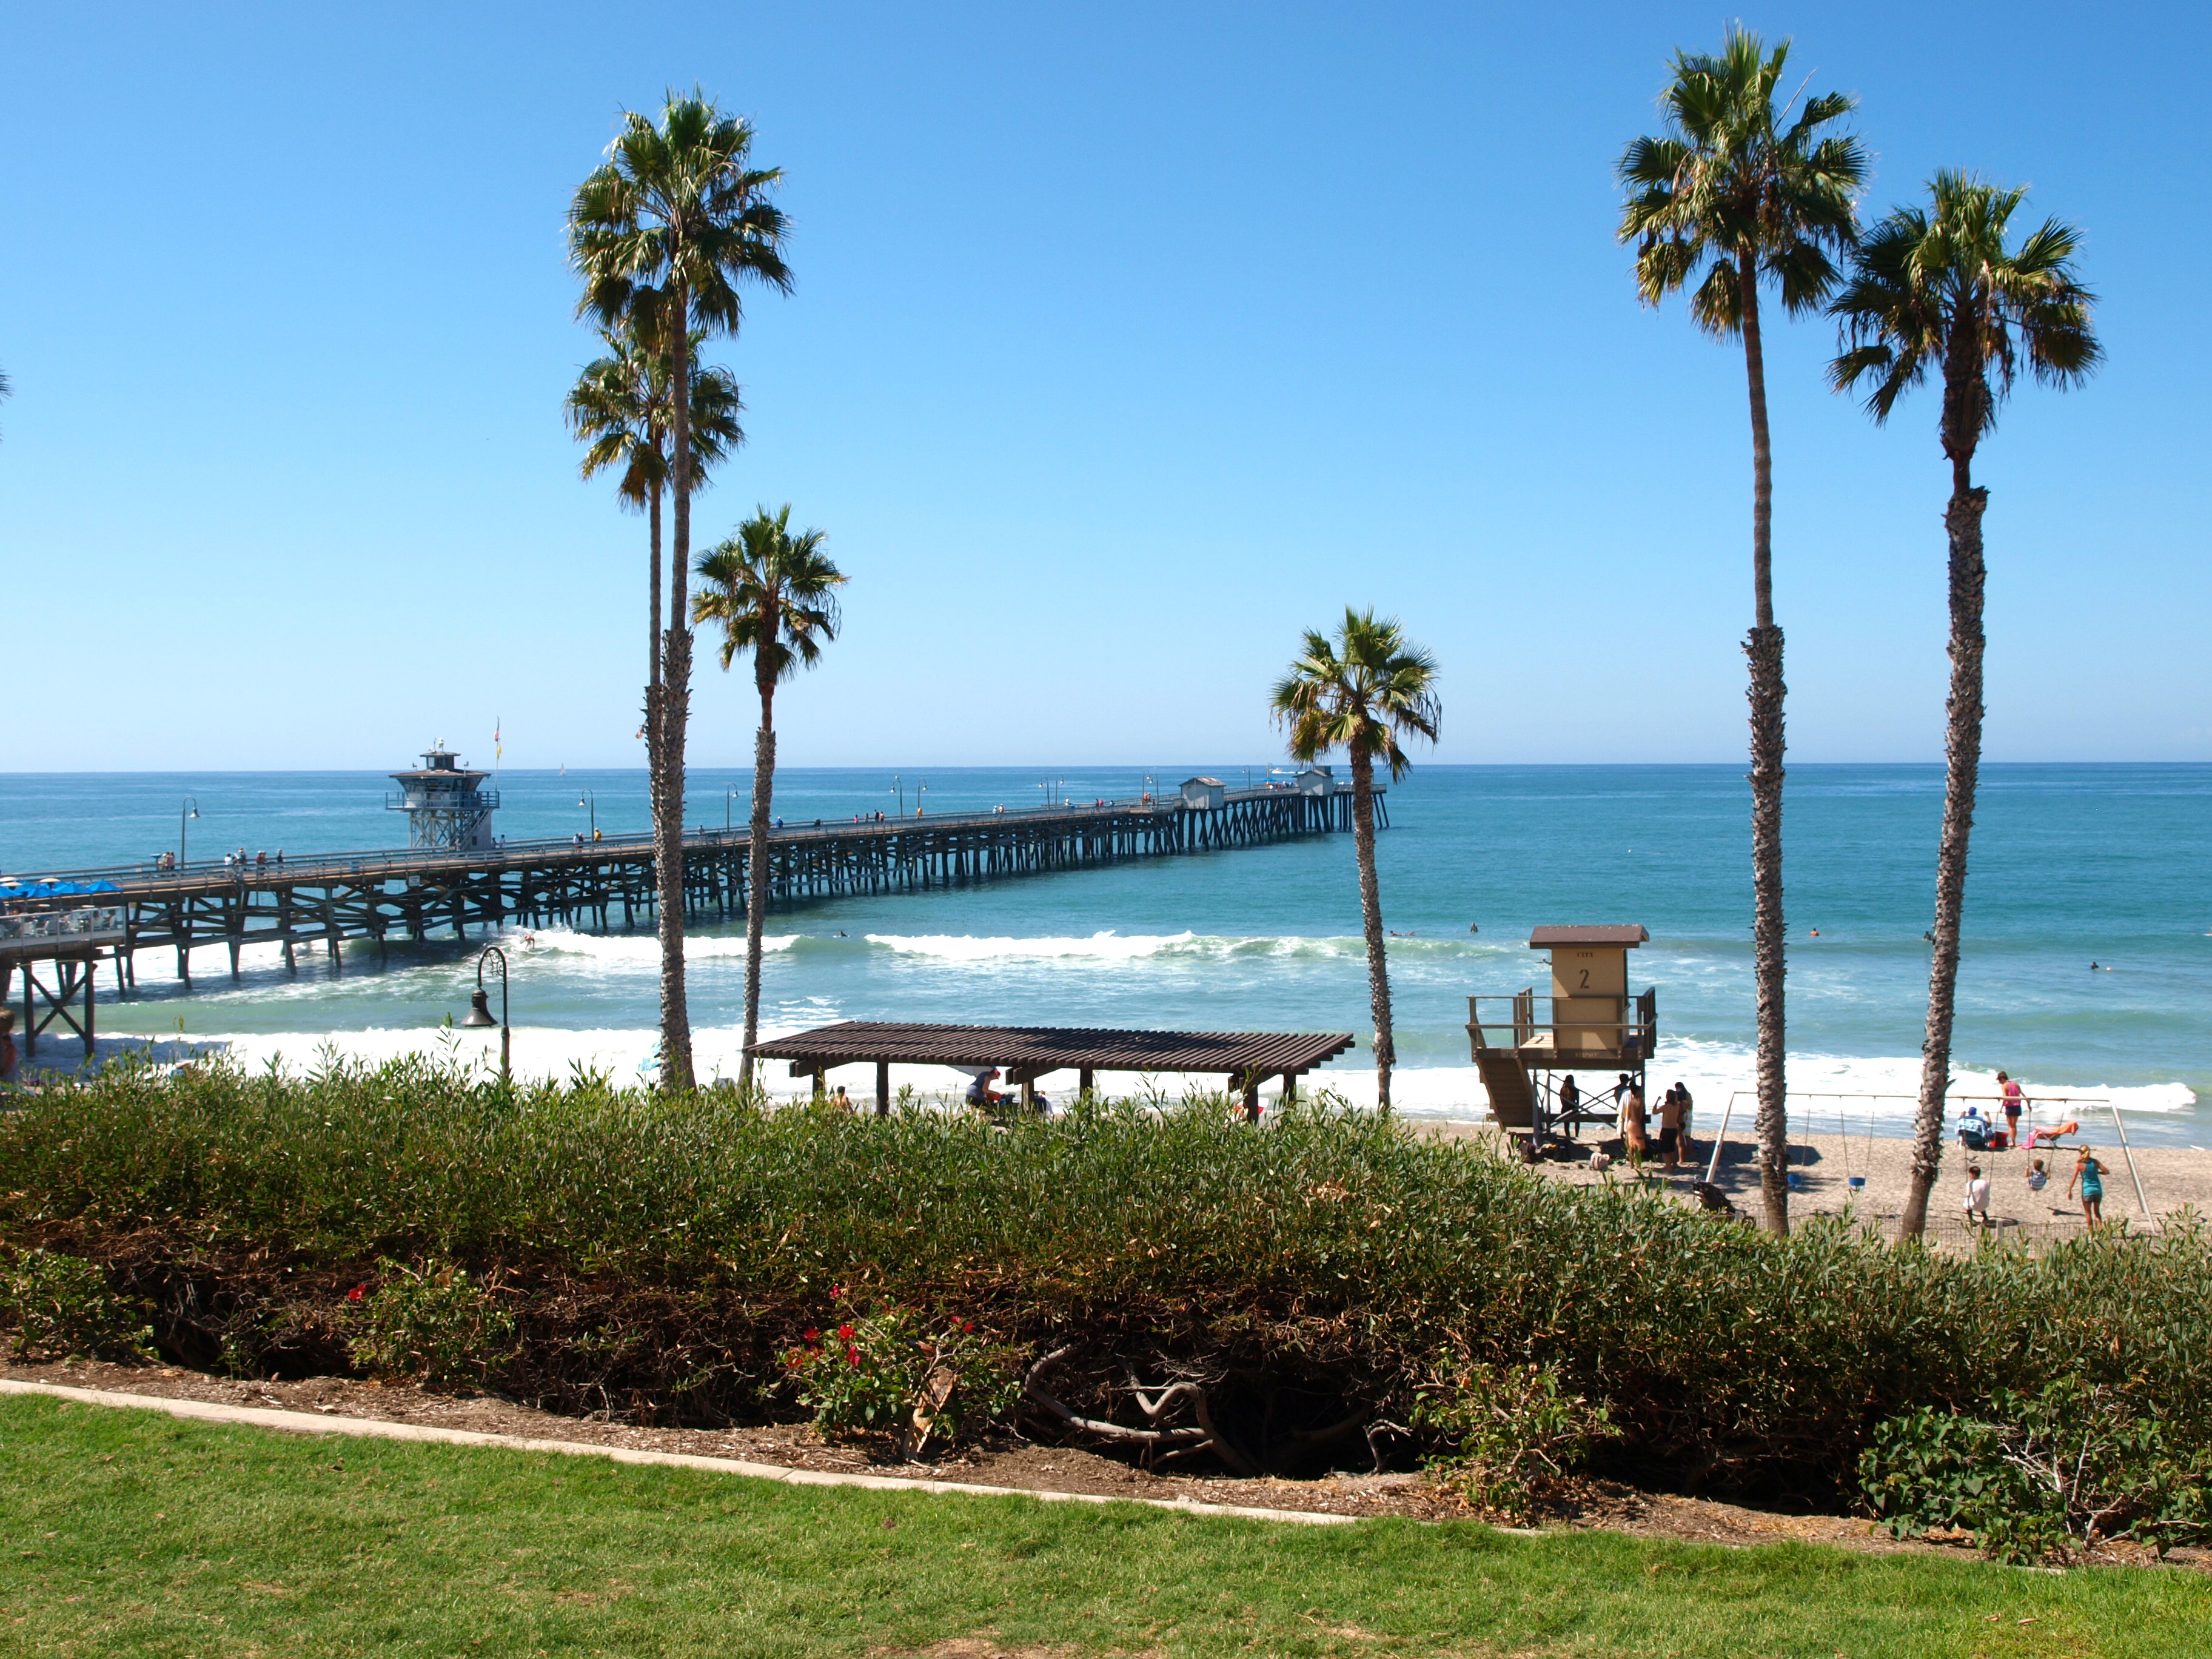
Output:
top-left (1419, 1117), bottom-right (2212, 1247)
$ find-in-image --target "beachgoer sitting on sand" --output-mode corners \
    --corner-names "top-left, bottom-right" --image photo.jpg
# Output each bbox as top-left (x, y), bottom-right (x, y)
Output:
top-left (1958, 1104), bottom-right (1996, 1150)
top-left (965, 1068), bottom-right (1007, 1109)
top-left (1962, 1164), bottom-right (1992, 1228)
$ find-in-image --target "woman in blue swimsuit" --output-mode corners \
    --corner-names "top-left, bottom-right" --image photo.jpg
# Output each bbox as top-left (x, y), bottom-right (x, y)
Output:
top-left (2067, 1146), bottom-right (2108, 1229)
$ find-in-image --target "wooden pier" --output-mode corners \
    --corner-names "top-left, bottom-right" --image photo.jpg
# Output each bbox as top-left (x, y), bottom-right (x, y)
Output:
top-left (2, 783), bottom-right (1382, 1003)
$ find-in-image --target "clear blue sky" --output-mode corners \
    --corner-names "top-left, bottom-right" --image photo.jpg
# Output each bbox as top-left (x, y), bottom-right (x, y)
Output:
top-left (3, 1), bottom-right (2205, 772)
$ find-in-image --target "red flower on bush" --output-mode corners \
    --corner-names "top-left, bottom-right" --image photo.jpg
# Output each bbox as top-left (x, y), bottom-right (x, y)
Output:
top-left (837, 1323), bottom-right (854, 1341)
top-left (802, 1329), bottom-right (820, 1344)
top-left (828, 1284), bottom-right (844, 1299)
top-left (346, 1284), bottom-right (366, 1302)
top-left (960, 1320), bottom-right (974, 1333)
top-left (846, 1347), bottom-right (861, 1367)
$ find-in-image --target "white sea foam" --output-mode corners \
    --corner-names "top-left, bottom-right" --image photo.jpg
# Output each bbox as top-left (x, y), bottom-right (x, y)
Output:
top-left (860, 931), bottom-right (1498, 965)
top-left (498, 925), bottom-right (800, 965)
top-left (864, 930), bottom-right (1198, 962)
top-left (38, 1024), bottom-right (2197, 1136)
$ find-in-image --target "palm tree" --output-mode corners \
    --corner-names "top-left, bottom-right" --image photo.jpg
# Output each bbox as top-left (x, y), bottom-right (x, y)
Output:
top-left (565, 321), bottom-right (745, 700)
top-left (1271, 609), bottom-right (1440, 1112)
top-left (1829, 173), bottom-right (2099, 1239)
top-left (569, 93), bottom-right (792, 1091)
top-left (1617, 28), bottom-right (1864, 1235)
top-left (694, 506), bottom-right (846, 1090)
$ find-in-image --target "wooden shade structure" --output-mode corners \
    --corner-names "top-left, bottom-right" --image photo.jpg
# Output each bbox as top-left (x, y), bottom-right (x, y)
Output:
top-left (748, 1021), bottom-right (1356, 1118)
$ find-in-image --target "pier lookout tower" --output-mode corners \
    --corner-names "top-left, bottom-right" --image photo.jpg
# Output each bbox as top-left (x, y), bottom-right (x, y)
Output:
top-left (387, 745), bottom-right (499, 851)
top-left (1467, 925), bottom-right (1656, 1151)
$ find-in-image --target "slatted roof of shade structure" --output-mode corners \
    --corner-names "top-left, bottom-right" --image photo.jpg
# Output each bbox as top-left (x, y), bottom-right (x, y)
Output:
top-left (748, 1021), bottom-right (1356, 1088)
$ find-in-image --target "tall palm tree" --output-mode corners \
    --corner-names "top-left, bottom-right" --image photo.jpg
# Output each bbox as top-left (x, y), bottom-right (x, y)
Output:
top-left (1829, 173), bottom-right (2099, 1239)
top-left (569, 93), bottom-right (792, 1091)
top-left (565, 321), bottom-right (745, 700)
top-left (1617, 28), bottom-right (1864, 1234)
top-left (1271, 609), bottom-right (1440, 1113)
top-left (694, 506), bottom-right (846, 1090)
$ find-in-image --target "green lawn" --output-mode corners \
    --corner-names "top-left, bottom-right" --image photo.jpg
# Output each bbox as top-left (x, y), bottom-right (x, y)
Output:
top-left (2, 1396), bottom-right (2207, 1658)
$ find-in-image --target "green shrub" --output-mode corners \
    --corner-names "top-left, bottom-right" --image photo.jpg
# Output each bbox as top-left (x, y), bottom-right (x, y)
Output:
top-left (1, 1248), bottom-right (153, 1361)
top-left (1860, 1378), bottom-right (2212, 1561)
top-left (348, 1258), bottom-right (515, 1388)
top-left (3, 1056), bottom-right (2211, 1492)
top-left (1413, 1358), bottom-right (1619, 1520)
top-left (782, 1290), bottom-right (1022, 1453)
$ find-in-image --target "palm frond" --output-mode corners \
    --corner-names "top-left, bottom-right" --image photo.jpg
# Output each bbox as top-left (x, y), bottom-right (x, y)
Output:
top-left (692, 505), bottom-right (847, 683)
top-left (1271, 609), bottom-right (1441, 780)
top-left (1827, 173), bottom-right (2099, 440)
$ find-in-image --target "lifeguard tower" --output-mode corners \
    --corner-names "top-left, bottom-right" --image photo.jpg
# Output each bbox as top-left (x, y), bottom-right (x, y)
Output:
top-left (1467, 925), bottom-right (1656, 1151)
top-left (386, 745), bottom-right (499, 851)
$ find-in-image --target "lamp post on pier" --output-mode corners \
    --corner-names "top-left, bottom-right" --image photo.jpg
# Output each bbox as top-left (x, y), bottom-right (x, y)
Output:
top-left (893, 776), bottom-right (903, 816)
top-left (178, 797), bottom-right (199, 868)
top-left (577, 790), bottom-right (596, 838)
top-left (725, 787), bottom-right (744, 834)
top-left (459, 943), bottom-right (511, 1085)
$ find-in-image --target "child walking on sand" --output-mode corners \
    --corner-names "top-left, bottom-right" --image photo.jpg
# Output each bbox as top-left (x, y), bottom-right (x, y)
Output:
top-left (1962, 1164), bottom-right (1992, 1229)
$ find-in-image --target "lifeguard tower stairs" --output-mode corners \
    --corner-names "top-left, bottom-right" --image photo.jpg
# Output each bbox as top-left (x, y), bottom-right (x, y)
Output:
top-left (1467, 925), bottom-right (1657, 1151)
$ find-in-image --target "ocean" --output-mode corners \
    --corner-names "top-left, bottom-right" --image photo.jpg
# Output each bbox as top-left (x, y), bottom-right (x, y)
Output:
top-left (2, 763), bottom-right (2205, 1145)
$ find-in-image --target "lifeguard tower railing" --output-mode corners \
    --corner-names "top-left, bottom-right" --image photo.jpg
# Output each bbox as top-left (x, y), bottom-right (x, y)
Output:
top-left (1466, 989), bottom-right (1658, 1063)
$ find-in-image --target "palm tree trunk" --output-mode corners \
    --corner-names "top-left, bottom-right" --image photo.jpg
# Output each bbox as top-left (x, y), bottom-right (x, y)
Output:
top-left (654, 291), bottom-right (695, 1092)
top-left (648, 474), bottom-right (663, 695)
top-left (739, 679), bottom-right (777, 1091)
top-left (643, 476), bottom-right (664, 819)
top-left (1899, 450), bottom-right (1989, 1239)
top-left (1349, 747), bottom-right (1394, 1113)
top-left (1738, 253), bottom-right (1790, 1236)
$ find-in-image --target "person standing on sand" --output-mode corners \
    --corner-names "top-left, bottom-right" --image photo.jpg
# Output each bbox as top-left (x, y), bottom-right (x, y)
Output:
top-left (2067, 1146), bottom-right (2108, 1229)
top-left (1998, 1070), bottom-right (2025, 1149)
top-left (1558, 1074), bottom-right (1580, 1122)
top-left (1658, 1084), bottom-right (1686, 1170)
top-left (1623, 1079), bottom-right (1649, 1167)
top-left (0, 1008), bottom-right (17, 1087)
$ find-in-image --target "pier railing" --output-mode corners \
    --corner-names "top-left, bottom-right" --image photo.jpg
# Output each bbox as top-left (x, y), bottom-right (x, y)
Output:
top-left (6, 782), bottom-right (1359, 895)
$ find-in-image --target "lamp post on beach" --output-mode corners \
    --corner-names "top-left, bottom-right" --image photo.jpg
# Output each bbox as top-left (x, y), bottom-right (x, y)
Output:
top-left (178, 797), bottom-right (199, 868)
top-left (459, 944), bottom-right (511, 1085)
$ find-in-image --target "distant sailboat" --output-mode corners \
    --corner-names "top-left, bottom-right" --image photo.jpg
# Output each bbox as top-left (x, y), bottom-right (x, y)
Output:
top-left (559, 762), bottom-right (567, 777)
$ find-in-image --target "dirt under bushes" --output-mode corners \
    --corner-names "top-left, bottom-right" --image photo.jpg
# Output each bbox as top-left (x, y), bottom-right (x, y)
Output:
top-left (0, 1353), bottom-right (2033, 1560)
top-left (5, 1062), bottom-right (2212, 1517)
